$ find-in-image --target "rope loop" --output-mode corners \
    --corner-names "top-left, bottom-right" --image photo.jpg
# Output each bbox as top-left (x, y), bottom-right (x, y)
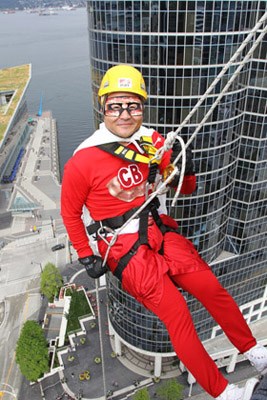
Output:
top-left (164, 130), bottom-right (177, 151)
top-left (150, 130), bottom-right (178, 162)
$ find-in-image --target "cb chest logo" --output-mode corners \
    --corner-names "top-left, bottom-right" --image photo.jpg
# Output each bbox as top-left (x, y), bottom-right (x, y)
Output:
top-left (118, 164), bottom-right (143, 188)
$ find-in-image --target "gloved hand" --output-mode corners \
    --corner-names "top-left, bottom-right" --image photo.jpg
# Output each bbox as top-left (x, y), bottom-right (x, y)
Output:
top-left (171, 141), bottom-right (195, 176)
top-left (79, 255), bottom-right (108, 279)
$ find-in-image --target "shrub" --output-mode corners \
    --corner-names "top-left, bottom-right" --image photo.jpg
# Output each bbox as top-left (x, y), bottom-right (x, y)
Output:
top-left (133, 387), bottom-right (150, 400)
top-left (156, 379), bottom-right (184, 400)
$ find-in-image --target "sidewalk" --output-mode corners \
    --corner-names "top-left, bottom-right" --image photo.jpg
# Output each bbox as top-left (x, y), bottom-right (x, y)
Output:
top-left (18, 112), bottom-right (61, 210)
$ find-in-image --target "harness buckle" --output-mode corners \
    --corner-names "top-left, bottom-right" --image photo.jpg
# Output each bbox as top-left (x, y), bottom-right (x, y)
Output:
top-left (97, 225), bottom-right (118, 247)
top-left (97, 225), bottom-right (118, 267)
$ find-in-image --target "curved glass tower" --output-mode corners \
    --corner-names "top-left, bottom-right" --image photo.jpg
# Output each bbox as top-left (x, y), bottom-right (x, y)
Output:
top-left (86, 1), bottom-right (267, 376)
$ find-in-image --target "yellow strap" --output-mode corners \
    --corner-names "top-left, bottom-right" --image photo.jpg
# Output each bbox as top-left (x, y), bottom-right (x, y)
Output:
top-left (114, 145), bottom-right (150, 164)
top-left (135, 153), bottom-right (150, 164)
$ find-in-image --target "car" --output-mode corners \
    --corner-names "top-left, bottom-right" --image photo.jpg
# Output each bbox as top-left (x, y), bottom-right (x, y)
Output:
top-left (51, 243), bottom-right (65, 252)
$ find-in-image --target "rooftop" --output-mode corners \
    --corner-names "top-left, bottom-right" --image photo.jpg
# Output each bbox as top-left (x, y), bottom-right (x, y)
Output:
top-left (0, 64), bottom-right (31, 142)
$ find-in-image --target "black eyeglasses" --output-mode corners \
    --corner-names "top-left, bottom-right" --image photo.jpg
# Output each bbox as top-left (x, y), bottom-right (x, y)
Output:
top-left (104, 102), bottom-right (144, 117)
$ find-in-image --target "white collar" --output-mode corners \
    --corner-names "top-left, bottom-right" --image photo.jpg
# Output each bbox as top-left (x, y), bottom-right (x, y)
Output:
top-left (74, 123), bottom-right (154, 154)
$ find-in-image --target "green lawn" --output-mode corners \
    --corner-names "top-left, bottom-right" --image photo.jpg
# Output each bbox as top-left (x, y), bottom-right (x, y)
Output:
top-left (66, 290), bottom-right (92, 334)
top-left (0, 64), bottom-right (31, 140)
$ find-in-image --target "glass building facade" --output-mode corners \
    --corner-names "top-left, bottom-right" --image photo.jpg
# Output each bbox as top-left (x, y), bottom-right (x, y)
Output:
top-left (86, 0), bottom-right (267, 373)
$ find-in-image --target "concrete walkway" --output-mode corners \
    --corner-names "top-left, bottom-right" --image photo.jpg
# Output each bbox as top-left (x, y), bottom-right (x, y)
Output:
top-left (18, 113), bottom-right (60, 210)
top-left (20, 118), bottom-right (57, 209)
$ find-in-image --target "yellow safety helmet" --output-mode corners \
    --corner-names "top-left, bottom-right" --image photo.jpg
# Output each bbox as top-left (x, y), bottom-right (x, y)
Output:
top-left (98, 65), bottom-right (147, 104)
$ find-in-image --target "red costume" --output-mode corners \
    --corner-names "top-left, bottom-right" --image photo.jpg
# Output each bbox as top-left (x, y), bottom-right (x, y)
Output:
top-left (61, 125), bottom-right (256, 398)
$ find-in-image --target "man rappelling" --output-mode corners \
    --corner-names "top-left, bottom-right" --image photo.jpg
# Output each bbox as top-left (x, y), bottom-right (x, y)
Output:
top-left (61, 65), bottom-right (267, 400)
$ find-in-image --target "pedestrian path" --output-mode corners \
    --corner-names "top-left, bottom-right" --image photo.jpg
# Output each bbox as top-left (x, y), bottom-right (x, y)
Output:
top-left (19, 116), bottom-right (58, 209)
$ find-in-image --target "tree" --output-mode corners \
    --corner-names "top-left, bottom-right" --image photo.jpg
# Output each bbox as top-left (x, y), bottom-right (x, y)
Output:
top-left (156, 379), bottom-right (184, 400)
top-left (16, 320), bottom-right (49, 382)
top-left (133, 387), bottom-right (150, 400)
top-left (40, 262), bottom-right (63, 302)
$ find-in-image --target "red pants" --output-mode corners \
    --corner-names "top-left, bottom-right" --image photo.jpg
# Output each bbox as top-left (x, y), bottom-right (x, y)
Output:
top-left (99, 224), bottom-right (256, 398)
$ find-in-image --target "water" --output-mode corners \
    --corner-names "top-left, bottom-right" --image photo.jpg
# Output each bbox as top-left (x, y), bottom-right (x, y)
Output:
top-left (0, 8), bottom-right (94, 175)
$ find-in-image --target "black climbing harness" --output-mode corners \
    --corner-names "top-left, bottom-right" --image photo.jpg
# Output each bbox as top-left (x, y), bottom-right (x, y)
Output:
top-left (113, 197), bottom-right (174, 281)
top-left (87, 196), bottom-right (177, 281)
top-left (85, 136), bottom-right (181, 280)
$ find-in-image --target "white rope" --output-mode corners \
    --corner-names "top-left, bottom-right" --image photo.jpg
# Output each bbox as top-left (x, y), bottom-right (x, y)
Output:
top-left (99, 10), bottom-right (267, 259)
top-left (157, 11), bottom-right (267, 159)
top-left (169, 135), bottom-right (186, 208)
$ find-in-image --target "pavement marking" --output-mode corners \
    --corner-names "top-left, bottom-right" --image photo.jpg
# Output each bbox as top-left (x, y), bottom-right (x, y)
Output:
top-left (69, 268), bottom-right (84, 283)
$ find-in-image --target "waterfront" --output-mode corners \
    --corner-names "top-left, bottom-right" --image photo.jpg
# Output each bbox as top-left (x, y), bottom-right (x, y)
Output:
top-left (0, 8), bottom-right (94, 176)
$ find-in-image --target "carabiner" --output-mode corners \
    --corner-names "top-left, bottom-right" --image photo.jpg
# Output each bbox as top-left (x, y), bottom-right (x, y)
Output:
top-left (97, 225), bottom-right (117, 246)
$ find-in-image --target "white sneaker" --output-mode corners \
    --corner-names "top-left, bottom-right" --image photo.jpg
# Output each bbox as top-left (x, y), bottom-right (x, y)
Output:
top-left (216, 384), bottom-right (244, 400)
top-left (216, 379), bottom-right (259, 400)
top-left (244, 344), bottom-right (267, 375)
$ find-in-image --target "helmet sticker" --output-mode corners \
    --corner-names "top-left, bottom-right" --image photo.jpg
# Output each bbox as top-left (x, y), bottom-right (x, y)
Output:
top-left (118, 78), bottom-right (132, 88)
top-left (98, 66), bottom-right (147, 101)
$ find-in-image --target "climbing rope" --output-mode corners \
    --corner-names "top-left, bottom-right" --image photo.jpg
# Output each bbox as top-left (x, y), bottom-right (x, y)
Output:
top-left (158, 11), bottom-right (267, 154)
top-left (165, 134), bottom-right (187, 210)
top-left (157, 10), bottom-right (267, 207)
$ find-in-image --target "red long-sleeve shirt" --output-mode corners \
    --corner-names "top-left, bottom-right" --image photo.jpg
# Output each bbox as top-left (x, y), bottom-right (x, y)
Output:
top-left (61, 129), bottom-right (196, 258)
